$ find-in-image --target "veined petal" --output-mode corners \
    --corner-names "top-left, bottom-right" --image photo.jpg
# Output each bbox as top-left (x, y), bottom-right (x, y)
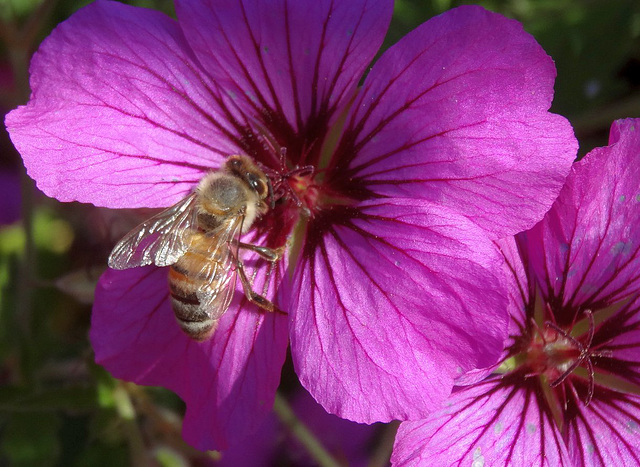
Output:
top-left (565, 385), bottom-right (640, 466)
top-left (338, 5), bottom-right (576, 238)
top-left (90, 265), bottom-right (288, 450)
top-left (288, 199), bottom-right (508, 423)
top-left (458, 238), bottom-right (530, 387)
top-left (523, 119), bottom-right (640, 320)
top-left (589, 294), bottom-right (640, 387)
top-left (391, 376), bottom-right (571, 466)
top-left (175, 0), bottom-right (393, 135)
top-left (5, 0), bottom-right (239, 208)
top-left (497, 236), bottom-right (532, 334)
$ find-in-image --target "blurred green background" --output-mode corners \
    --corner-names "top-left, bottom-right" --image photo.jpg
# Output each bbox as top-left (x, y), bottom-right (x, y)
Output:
top-left (1, 0), bottom-right (639, 465)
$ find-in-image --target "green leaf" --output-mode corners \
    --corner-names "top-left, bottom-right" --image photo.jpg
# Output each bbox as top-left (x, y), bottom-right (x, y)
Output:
top-left (0, 386), bottom-right (98, 412)
top-left (0, 0), bottom-right (42, 21)
top-left (154, 446), bottom-right (189, 467)
top-left (74, 441), bottom-right (129, 467)
top-left (0, 412), bottom-right (61, 467)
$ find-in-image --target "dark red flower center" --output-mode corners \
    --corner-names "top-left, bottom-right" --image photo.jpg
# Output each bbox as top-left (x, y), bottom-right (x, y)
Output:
top-left (525, 323), bottom-right (586, 382)
top-left (514, 302), bottom-right (602, 406)
top-left (233, 102), bottom-right (373, 254)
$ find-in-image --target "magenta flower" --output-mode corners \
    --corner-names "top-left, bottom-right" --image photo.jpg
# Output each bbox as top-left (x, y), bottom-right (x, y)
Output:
top-left (0, 170), bottom-right (20, 225)
top-left (392, 119), bottom-right (640, 466)
top-left (219, 388), bottom-right (380, 466)
top-left (5, 0), bottom-right (576, 450)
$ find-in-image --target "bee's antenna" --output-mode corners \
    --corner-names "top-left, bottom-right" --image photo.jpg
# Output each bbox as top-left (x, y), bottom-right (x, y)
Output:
top-left (266, 176), bottom-right (275, 210)
top-left (249, 118), bottom-right (282, 167)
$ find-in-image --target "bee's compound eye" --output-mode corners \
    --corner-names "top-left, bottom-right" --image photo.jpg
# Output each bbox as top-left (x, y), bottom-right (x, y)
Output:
top-left (246, 173), bottom-right (260, 190)
top-left (247, 173), bottom-right (268, 197)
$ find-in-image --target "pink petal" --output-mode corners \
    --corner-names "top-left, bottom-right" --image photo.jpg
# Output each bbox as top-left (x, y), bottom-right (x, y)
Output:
top-left (565, 386), bottom-right (640, 465)
top-left (90, 265), bottom-right (288, 450)
top-left (523, 119), bottom-right (640, 318)
top-left (456, 237), bottom-right (532, 387)
top-left (339, 5), bottom-right (576, 238)
top-left (392, 377), bottom-right (571, 466)
top-left (497, 236), bottom-right (531, 333)
top-left (175, 0), bottom-right (393, 132)
top-left (288, 198), bottom-right (509, 423)
top-left (587, 294), bottom-right (640, 389)
top-left (5, 1), bottom-right (239, 208)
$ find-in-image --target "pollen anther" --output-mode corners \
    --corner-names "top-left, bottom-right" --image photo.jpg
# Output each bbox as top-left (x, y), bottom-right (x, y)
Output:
top-left (526, 310), bottom-right (597, 405)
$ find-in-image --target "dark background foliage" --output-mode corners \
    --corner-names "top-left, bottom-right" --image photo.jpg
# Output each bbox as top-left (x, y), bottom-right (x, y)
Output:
top-left (0, 0), bottom-right (639, 465)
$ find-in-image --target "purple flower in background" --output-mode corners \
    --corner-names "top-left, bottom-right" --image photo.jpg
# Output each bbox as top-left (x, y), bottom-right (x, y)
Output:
top-left (392, 119), bottom-right (640, 466)
top-left (220, 387), bottom-right (380, 466)
top-left (5, 0), bottom-right (576, 450)
top-left (0, 170), bottom-right (20, 225)
top-left (0, 63), bottom-right (20, 227)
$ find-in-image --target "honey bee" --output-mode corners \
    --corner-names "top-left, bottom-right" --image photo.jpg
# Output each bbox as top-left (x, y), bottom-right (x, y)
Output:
top-left (108, 155), bottom-right (283, 341)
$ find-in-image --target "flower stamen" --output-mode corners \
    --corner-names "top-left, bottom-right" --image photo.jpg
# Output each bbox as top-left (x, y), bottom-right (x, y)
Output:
top-left (526, 309), bottom-right (597, 405)
top-left (546, 310), bottom-right (596, 405)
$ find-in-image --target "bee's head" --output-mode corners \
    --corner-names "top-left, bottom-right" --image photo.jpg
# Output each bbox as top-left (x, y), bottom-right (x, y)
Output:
top-left (225, 155), bottom-right (273, 207)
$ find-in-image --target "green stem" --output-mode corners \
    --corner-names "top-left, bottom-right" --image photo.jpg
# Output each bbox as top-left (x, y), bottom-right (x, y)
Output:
top-left (114, 384), bottom-right (148, 466)
top-left (16, 172), bottom-right (35, 342)
top-left (273, 392), bottom-right (341, 467)
top-left (21, 0), bottom-right (59, 47)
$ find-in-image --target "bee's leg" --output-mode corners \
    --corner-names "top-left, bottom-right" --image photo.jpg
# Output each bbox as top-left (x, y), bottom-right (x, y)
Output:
top-left (237, 242), bottom-right (285, 262)
top-left (233, 255), bottom-right (287, 315)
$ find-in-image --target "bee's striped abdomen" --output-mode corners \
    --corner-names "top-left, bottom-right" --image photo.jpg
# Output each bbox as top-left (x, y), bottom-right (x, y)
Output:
top-left (168, 235), bottom-right (227, 341)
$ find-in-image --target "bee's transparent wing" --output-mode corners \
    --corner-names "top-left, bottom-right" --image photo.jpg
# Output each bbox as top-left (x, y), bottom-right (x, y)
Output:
top-left (108, 194), bottom-right (198, 269)
top-left (194, 215), bottom-right (244, 320)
